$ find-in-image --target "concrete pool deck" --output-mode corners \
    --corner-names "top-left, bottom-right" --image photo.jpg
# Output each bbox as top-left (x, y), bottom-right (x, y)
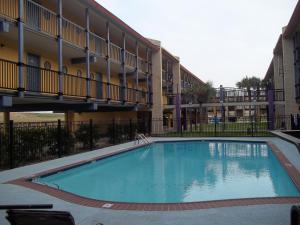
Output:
top-left (1, 137), bottom-right (300, 225)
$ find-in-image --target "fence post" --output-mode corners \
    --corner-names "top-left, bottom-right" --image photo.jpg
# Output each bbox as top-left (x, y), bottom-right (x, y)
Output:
top-left (112, 119), bottom-right (116, 144)
top-left (214, 116), bottom-right (217, 137)
top-left (9, 120), bottom-right (14, 169)
top-left (251, 116), bottom-right (254, 137)
top-left (57, 119), bottom-right (62, 158)
top-left (129, 119), bottom-right (133, 140)
top-left (180, 119), bottom-right (183, 137)
top-left (89, 119), bottom-right (93, 150)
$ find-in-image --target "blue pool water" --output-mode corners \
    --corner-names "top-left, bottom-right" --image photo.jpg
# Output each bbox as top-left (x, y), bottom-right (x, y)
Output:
top-left (36, 141), bottom-right (300, 203)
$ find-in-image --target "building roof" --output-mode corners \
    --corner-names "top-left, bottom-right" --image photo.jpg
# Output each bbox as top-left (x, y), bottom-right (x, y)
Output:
top-left (264, 59), bottom-right (274, 81)
top-left (161, 47), bottom-right (180, 62)
top-left (273, 35), bottom-right (283, 55)
top-left (283, 1), bottom-right (300, 38)
top-left (87, 0), bottom-right (159, 50)
top-left (180, 65), bottom-right (205, 84)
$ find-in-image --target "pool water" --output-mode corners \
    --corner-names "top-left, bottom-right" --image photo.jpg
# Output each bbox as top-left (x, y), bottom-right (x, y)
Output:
top-left (36, 141), bottom-right (300, 203)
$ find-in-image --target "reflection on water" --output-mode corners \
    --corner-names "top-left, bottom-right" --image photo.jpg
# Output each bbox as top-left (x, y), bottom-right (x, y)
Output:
top-left (39, 141), bottom-right (300, 203)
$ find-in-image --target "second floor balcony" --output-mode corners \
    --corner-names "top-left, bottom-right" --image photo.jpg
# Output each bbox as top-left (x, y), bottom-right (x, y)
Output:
top-left (0, 58), bottom-right (151, 105)
top-left (0, 0), bottom-right (150, 74)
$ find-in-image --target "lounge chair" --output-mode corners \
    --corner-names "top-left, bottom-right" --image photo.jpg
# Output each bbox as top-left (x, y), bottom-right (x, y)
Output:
top-left (6, 209), bottom-right (75, 225)
top-left (0, 204), bottom-right (103, 225)
top-left (291, 205), bottom-right (300, 225)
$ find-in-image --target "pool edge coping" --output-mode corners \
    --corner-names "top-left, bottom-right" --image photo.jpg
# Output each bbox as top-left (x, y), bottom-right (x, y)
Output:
top-left (5, 139), bottom-right (300, 211)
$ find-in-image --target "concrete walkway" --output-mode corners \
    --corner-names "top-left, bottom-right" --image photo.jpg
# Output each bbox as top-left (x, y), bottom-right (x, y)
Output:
top-left (0, 137), bottom-right (300, 225)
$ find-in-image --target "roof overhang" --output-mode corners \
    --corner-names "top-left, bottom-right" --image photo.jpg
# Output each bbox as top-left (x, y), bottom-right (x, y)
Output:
top-left (283, 1), bottom-right (300, 38)
top-left (264, 59), bottom-right (274, 81)
top-left (85, 0), bottom-right (159, 51)
top-left (273, 35), bottom-right (283, 55)
top-left (180, 64), bottom-right (205, 84)
top-left (161, 47), bottom-right (180, 62)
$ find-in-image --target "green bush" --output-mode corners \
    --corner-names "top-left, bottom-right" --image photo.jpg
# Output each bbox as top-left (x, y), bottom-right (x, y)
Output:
top-left (107, 122), bottom-right (137, 144)
top-left (74, 123), bottom-right (101, 148)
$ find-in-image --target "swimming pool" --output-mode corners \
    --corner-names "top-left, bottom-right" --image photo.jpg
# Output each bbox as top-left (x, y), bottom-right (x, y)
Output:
top-left (34, 141), bottom-right (300, 203)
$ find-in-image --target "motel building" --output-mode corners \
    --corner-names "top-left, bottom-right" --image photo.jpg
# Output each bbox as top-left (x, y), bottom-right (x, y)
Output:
top-left (0, 0), bottom-right (204, 133)
top-left (263, 0), bottom-right (300, 128)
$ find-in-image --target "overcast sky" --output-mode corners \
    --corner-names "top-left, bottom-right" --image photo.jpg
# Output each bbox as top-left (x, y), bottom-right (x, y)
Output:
top-left (96, 0), bottom-right (298, 87)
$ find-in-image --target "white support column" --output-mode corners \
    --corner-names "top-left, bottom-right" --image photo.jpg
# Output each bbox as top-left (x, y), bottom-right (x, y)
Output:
top-left (135, 41), bottom-right (139, 103)
top-left (121, 32), bottom-right (127, 102)
top-left (57, 0), bottom-right (63, 100)
top-left (282, 28), bottom-right (298, 115)
top-left (146, 48), bottom-right (150, 105)
top-left (17, 0), bottom-right (24, 97)
top-left (85, 8), bottom-right (91, 100)
top-left (151, 47), bottom-right (163, 133)
top-left (106, 22), bottom-right (111, 101)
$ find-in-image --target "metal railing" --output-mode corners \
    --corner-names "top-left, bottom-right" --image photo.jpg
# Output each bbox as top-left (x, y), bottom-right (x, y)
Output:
top-left (23, 64), bottom-right (58, 94)
top-left (89, 32), bottom-right (107, 57)
top-left (0, 0), bottom-right (18, 20)
top-left (110, 43), bottom-right (122, 63)
top-left (62, 17), bottom-right (86, 48)
top-left (63, 73), bottom-right (86, 97)
top-left (0, 119), bottom-right (151, 170)
top-left (0, 59), bottom-right (18, 90)
top-left (138, 58), bottom-right (147, 73)
top-left (0, 1), bottom-right (151, 70)
top-left (151, 116), bottom-right (289, 137)
top-left (109, 83), bottom-right (120, 101)
top-left (137, 90), bottom-right (147, 104)
top-left (0, 58), bottom-right (150, 103)
top-left (24, 0), bottom-right (58, 36)
top-left (127, 88), bottom-right (136, 103)
top-left (125, 51), bottom-right (136, 68)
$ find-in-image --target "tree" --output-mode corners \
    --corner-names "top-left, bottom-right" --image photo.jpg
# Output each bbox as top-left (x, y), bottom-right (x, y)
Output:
top-left (236, 76), bottom-right (263, 101)
top-left (181, 81), bottom-right (215, 104)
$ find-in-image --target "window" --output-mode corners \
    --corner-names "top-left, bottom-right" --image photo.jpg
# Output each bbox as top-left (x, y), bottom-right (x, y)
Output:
top-left (44, 61), bottom-right (51, 70)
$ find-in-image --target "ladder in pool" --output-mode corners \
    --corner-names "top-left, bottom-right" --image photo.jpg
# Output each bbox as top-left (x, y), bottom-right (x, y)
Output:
top-left (135, 133), bottom-right (151, 145)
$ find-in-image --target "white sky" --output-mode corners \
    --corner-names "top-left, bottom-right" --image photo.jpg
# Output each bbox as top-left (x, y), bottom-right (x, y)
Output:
top-left (96, 0), bottom-right (298, 87)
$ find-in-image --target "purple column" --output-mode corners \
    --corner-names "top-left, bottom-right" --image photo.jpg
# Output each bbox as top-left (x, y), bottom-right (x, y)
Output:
top-left (176, 93), bottom-right (181, 132)
top-left (267, 89), bottom-right (275, 130)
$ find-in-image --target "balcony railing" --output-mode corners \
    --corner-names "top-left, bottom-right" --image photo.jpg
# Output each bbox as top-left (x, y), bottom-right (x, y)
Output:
top-left (138, 58), bottom-right (147, 73)
top-left (89, 32), bottom-right (107, 57)
top-left (181, 88), bottom-right (285, 105)
top-left (0, 0), bottom-right (18, 20)
top-left (110, 43), bottom-right (122, 63)
top-left (24, 0), bottom-right (58, 36)
top-left (0, 59), bottom-right (18, 90)
top-left (23, 64), bottom-right (58, 94)
top-left (0, 0), bottom-right (150, 72)
top-left (125, 51), bottom-right (136, 68)
top-left (0, 58), bottom-right (151, 104)
top-left (62, 18), bottom-right (86, 48)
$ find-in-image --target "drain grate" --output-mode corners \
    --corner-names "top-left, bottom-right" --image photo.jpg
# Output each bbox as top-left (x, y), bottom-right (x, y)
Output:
top-left (102, 203), bottom-right (114, 208)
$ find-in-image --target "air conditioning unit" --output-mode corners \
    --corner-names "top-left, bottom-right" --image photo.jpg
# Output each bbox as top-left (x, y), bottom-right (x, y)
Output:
top-left (0, 21), bottom-right (9, 33)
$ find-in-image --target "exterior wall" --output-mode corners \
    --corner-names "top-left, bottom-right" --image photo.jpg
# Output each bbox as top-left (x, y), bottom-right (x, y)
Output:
top-left (151, 47), bottom-right (163, 133)
top-left (172, 61), bottom-right (181, 129)
top-left (272, 54), bottom-right (286, 116)
top-left (74, 111), bottom-right (138, 122)
top-left (282, 29), bottom-right (299, 115)
top-left (273, 54), bottom-right (284, 90)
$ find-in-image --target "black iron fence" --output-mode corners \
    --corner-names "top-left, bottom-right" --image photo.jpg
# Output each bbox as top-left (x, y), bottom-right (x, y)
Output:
top-left (151, 115), bottom-right (292, 137)
top-left (0, 115), bottom-right (296, 170)
top-left (0, 119), bottom-right (150, 170)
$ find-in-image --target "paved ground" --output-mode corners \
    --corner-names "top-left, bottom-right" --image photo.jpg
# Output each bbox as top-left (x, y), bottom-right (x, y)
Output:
top-left (0, 137), bottom-right (300, 225)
